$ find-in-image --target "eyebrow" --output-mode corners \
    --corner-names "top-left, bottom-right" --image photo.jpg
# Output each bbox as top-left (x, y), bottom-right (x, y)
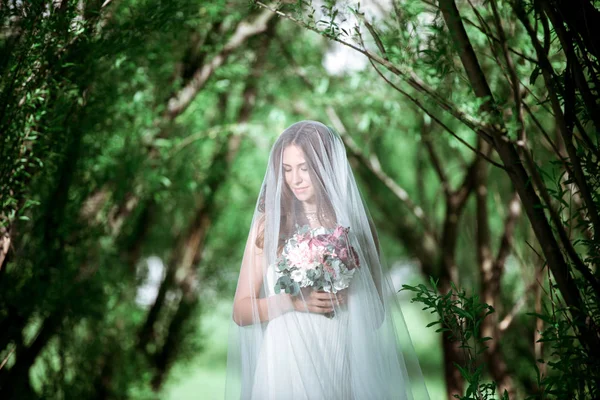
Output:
top-left (282, 162), bottom-right (306, 167)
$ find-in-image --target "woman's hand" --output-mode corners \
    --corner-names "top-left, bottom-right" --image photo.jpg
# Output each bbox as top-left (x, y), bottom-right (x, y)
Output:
top-left (292, 288), bottom-right (347, 314)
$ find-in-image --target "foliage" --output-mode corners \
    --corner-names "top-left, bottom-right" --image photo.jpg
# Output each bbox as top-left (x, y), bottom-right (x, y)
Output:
top-left (0, 0), bottom-right (262, 398)
top-left (403, 279), bottom-right (508, 400)
top-left (527, 278), bottom-right (600, 399)
top-left (262, 0), bottom-right (600, 397)
top-left (2, 0), bottom-right (599, 398)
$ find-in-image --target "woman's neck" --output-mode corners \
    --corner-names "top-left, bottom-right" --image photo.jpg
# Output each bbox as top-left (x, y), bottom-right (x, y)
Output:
top-left (302, 203), bottom-right (317, 213)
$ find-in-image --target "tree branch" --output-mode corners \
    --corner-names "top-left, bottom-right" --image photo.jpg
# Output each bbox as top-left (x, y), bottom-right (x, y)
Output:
top-left (441, 0), bottom-right (600, 352)
top-left (326, 106), bottom-right (437, 238)
top-left (165, 8), bottom-right (275, 120)
top-left (489, 0), bottom-right (525, 144)
top-left (255, 1), bottom-right (497, 143)
top-left (363, 52), bottom-right (505, 170)
top-left (495, 191), bottom-right (521, 270)
top-left (498, 279), bottom-right (537, 333)
top-left (421, 118), bottom-right (450, 196)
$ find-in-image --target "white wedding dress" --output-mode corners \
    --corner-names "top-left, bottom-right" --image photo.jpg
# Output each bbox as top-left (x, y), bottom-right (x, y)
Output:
top-left (250, 262), bottom-right (352, 400)
top-left (226, 121), bottom-right (429, 400)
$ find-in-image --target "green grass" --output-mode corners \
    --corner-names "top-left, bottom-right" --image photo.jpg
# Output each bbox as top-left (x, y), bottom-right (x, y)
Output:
top-left (165, 366), bottom-right (226, 400)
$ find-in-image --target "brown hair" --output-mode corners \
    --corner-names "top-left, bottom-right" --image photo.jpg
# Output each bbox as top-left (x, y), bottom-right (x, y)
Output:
top-left (256, 122), bottom-right (337, 250)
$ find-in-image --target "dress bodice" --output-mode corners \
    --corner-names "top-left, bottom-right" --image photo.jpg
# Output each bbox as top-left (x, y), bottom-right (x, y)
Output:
top-left (264, 262), bottom-right (278, 297)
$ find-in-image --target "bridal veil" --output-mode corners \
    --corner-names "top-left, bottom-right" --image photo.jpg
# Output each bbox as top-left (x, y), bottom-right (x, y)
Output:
top-left (224, 121), bottom-right (429, 400)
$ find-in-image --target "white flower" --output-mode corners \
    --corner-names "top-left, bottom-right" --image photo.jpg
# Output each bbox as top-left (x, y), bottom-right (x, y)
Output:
top-left (301, 275), bottom-right (313, 287)
top-left (333, 277), bottom-right (350, 292)
top-left (291, 269), bottom-right (306, 283)
top-left (313, 226), bottom-right (328, 235)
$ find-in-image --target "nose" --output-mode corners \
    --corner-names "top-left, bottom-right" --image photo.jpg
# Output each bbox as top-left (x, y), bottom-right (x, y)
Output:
top-left (292, 169), bottom-right (303, 185)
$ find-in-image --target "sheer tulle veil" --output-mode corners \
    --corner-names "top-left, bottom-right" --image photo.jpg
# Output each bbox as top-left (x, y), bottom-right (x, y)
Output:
top-left (225, 121), bottom-right (429, 399)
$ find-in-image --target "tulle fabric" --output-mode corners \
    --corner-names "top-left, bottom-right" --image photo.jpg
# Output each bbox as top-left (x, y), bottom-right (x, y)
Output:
top-left (225, 121), bottom-right (429, 400)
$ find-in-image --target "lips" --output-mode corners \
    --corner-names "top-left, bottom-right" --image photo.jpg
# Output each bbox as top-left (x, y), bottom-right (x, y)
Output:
top-left (294, 187), bottom-right (308, 193)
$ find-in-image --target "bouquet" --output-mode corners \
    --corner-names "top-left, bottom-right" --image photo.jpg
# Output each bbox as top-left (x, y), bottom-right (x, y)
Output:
top-left (274, 224), bottom-right (360, 298)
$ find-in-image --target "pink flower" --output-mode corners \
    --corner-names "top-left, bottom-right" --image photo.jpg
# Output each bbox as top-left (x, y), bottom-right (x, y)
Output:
top-left (286, 242), bottom-right (316, 270)
top-left (275, 225), bottom-right (361, 295)
top-left (308, 236), bottom-right (327, 249)
top-left (332, 225), bottom-right (347, 239)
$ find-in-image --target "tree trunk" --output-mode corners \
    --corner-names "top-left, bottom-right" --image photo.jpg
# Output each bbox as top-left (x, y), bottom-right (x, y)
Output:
top-left (438, 0), bottom-right (600, 353)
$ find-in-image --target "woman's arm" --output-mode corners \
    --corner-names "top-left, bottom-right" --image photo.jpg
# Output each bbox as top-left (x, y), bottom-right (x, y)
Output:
top-left (232, 219), bottom-right (295, 326)
top-left (233, 292), bottom-right (295, 326)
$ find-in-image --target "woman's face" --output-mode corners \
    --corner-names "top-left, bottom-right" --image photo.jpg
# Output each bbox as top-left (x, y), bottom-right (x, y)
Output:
top-left (282, 144), bottom-right (315, 205)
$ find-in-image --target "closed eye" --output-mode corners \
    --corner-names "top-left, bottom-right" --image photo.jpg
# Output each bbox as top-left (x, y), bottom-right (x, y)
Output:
top-left (282, 163), bottom-right (308, 172)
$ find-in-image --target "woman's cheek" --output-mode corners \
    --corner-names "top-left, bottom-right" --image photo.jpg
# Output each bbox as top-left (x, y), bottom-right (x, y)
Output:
top-left (284, 172), bottom-right (291, 186)
top-left (303, 171), bottom-right (311, 185)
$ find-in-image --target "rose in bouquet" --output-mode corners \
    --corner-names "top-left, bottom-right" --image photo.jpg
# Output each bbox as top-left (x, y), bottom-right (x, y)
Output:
top-left (274, 224), bottom-right (360, 302)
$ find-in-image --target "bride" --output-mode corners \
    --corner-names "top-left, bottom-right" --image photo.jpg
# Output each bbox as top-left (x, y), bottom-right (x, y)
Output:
top-left (225, 121), bottom-right (429, 400)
